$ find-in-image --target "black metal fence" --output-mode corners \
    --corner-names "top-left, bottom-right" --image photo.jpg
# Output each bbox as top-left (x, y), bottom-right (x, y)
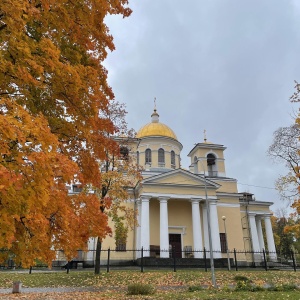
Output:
top-left (0, 248), bottom-right (298, 273)
top-left (54, 247), bottom-right (298, 273)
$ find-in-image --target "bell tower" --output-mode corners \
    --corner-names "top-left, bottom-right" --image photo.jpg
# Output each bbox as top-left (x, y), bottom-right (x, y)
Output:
top-left (187, 135), bottom-right (227, 177)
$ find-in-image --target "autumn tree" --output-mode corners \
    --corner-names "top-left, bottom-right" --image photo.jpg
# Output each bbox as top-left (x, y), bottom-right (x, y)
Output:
top-left (0, 0), bottom-right (132, 267)
top-left (93, 102), bottom-right (142, 274)
top-left (268, 124), bottom-right (300, 201)
top-left (269, 214), bottom-right (296, 255)
top-left (0, 99), bottom-right (111, 267)
top-left (268, 81), bottom-right (300, 238)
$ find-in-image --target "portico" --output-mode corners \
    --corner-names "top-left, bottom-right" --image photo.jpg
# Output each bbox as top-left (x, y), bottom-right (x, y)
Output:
top-left (136, 169), bottom-right (223, 259)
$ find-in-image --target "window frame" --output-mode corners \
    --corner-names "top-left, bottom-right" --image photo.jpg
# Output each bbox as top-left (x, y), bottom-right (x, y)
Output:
top-left (219, 233), bottom-right (227, 253)
top-left (158, 148), bottom-right (165, 165)
top-left (171, 150), bottom-right (176, 168)
top-left (145, 148), bottom-right (152, 164)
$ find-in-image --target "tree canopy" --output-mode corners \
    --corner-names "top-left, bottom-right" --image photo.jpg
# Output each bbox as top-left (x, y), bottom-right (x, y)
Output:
top-left (268, 124), bottom-right (300, 201)
top-left (269, 81), bottom-right (300, 239)
top-left (0, 0), bottom-right (133, 267)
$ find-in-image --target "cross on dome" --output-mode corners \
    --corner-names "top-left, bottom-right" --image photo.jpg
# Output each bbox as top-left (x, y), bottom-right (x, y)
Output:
top-left (151, 97), bottom-right (159, 123)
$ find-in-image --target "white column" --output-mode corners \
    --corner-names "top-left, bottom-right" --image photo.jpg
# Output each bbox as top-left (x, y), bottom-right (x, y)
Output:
top-left (256, 216), bottom-right (265, 251)
top-left (191, 198), bottom-right (203, 258)
top-left (136, 200), bottom-right (142, 259)
top-left (248, 213), bottom-right (260, 252)
top-left (87, 238), bottom-right (95, 260)
top-left (159, 197), bottom-right (169, 258)
top-left (264, 215), bottom-right (277, 260)
top-left (209, 200), bottom-right (221, 258)
top-left (202, 204), bottom-right (209, 251)
top-left (140, 196), bottom-right (150, 257)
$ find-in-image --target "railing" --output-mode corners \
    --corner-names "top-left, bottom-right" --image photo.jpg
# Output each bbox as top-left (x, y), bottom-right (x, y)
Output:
top-left (207, 171), bottom-right (218, 177)
top-left (0, 248), bottom-right (297, 273)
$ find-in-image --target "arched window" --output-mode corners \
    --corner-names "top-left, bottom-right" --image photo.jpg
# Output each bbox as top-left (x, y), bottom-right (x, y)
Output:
top-left (194, 156), bottom-right (198, 174)
top-left (145, 148), bottom-right (152, 164)
top-left (120, 146), bottom-right (129, 160)
top-left (171, 150), bottom-right (175, 168)
top-left (207, 153), bottom-right (217, 176)
top-left (136, 151), bottom-right (139, 165)
top-left (158, 148), bottom-right (165, 166)
top-left (207, 153), bottom-right (216, 165)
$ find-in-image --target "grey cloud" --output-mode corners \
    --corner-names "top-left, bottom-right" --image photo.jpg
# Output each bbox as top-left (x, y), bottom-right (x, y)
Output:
top-left (104, 0), bottom-right (300, 211)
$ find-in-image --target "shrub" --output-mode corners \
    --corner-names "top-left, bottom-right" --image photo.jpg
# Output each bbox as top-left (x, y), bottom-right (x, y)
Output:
top-left (188, 285), bottom-right (203, 292)
top-left (234, 281), bottom-right (264, 292)
top-left (281, 284), bottom-right (298, 291)
top-left (233, 275), bottom-right (250, 283)
top-left (127, 283), bottom-right (156, 295)
top-left (267, 284), bottom-right (298, 291)
top-left (234, 275), bottom-right (264, 292)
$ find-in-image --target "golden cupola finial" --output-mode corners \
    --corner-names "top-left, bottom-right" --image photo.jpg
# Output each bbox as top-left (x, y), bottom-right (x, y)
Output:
top-left (151, 97), bottom-right (159, 123)
top-left (136, 97), bottom-right (178, 140)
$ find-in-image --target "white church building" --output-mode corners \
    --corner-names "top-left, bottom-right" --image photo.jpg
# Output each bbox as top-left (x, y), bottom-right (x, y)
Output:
top-left (68, 108), bottom-right (277, 266)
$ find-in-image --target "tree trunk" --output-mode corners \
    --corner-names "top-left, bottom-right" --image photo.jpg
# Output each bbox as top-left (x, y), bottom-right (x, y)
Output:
top-left (94, 237), bottom-right (102, 274)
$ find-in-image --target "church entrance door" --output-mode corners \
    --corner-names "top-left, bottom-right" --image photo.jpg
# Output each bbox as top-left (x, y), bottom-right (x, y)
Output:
top-left (169, 234), bottom-right (182, 258)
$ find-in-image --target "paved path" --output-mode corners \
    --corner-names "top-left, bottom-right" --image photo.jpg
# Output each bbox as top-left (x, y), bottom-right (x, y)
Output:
top-left (0, 286), bottom-right (120, 294)
top-left (0, 285), bottom-right (188, 295)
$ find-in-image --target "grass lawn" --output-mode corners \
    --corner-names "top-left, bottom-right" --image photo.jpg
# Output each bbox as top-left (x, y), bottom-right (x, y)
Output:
top-left (0, 269), bottom-right (299, 299)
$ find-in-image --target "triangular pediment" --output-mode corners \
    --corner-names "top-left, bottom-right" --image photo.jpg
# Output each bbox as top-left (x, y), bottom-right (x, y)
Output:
top-left (142, 168), bottom-right (220, 189)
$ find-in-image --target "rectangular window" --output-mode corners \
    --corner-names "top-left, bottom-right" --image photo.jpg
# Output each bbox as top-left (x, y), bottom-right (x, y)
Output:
top-left (219, 233), bottom-right (227, 253)
top-left (72, 185), bottom-right (82, 193)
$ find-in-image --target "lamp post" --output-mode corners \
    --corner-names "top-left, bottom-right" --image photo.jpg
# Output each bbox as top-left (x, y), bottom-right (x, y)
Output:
top-left (197, 159), bottom-right (216, 287)
top-left (222, 216), bottom-right (231, 270)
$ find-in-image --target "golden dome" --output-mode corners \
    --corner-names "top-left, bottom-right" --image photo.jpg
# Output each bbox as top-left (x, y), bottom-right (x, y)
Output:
top-left (136, 122), bottom-right (178, 139)
top-left (136, 109), bottom-right (178, 140)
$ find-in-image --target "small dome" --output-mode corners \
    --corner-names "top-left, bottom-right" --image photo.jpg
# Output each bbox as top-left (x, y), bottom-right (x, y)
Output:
top-left (136, 109), bottom-right (178, 140)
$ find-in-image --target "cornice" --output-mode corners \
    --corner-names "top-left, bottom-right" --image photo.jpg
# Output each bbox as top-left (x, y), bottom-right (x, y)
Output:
top-left (139, 192), bottom-right (218, 201)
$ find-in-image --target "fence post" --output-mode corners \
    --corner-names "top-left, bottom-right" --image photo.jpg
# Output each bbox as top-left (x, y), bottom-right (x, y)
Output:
top-left (173, 247), bottom-right (176, 272)
top-left (262, 249), bottom-right (268, 271)
top-left (141, 247), bottom-right (144, 273)
top-left (107, 248), bottom-right (110, 273)
top-left (234, 248), bottom-right (238, 271)
top-left (203, 247), bottom-right (207, 272)
top-left (291, 249), bottom-right (297, 272)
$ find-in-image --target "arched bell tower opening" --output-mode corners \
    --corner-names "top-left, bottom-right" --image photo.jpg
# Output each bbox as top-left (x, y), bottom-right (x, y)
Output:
top-left (207, 153), bottom-right (217, 177)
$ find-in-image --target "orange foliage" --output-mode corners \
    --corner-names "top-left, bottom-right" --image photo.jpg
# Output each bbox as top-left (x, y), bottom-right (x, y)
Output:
top-left (0, 99), bottom-right (111, 267)
top-left (0, 0), bottom-right (131, 267)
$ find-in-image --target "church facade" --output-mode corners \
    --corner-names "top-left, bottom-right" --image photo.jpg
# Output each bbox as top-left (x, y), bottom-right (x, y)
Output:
top-left (81, 108), bottom-right (277, 265)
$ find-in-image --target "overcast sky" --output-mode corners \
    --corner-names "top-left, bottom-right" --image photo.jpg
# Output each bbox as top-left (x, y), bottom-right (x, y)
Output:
top-left (103, 0), bottom-right (300, 213)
